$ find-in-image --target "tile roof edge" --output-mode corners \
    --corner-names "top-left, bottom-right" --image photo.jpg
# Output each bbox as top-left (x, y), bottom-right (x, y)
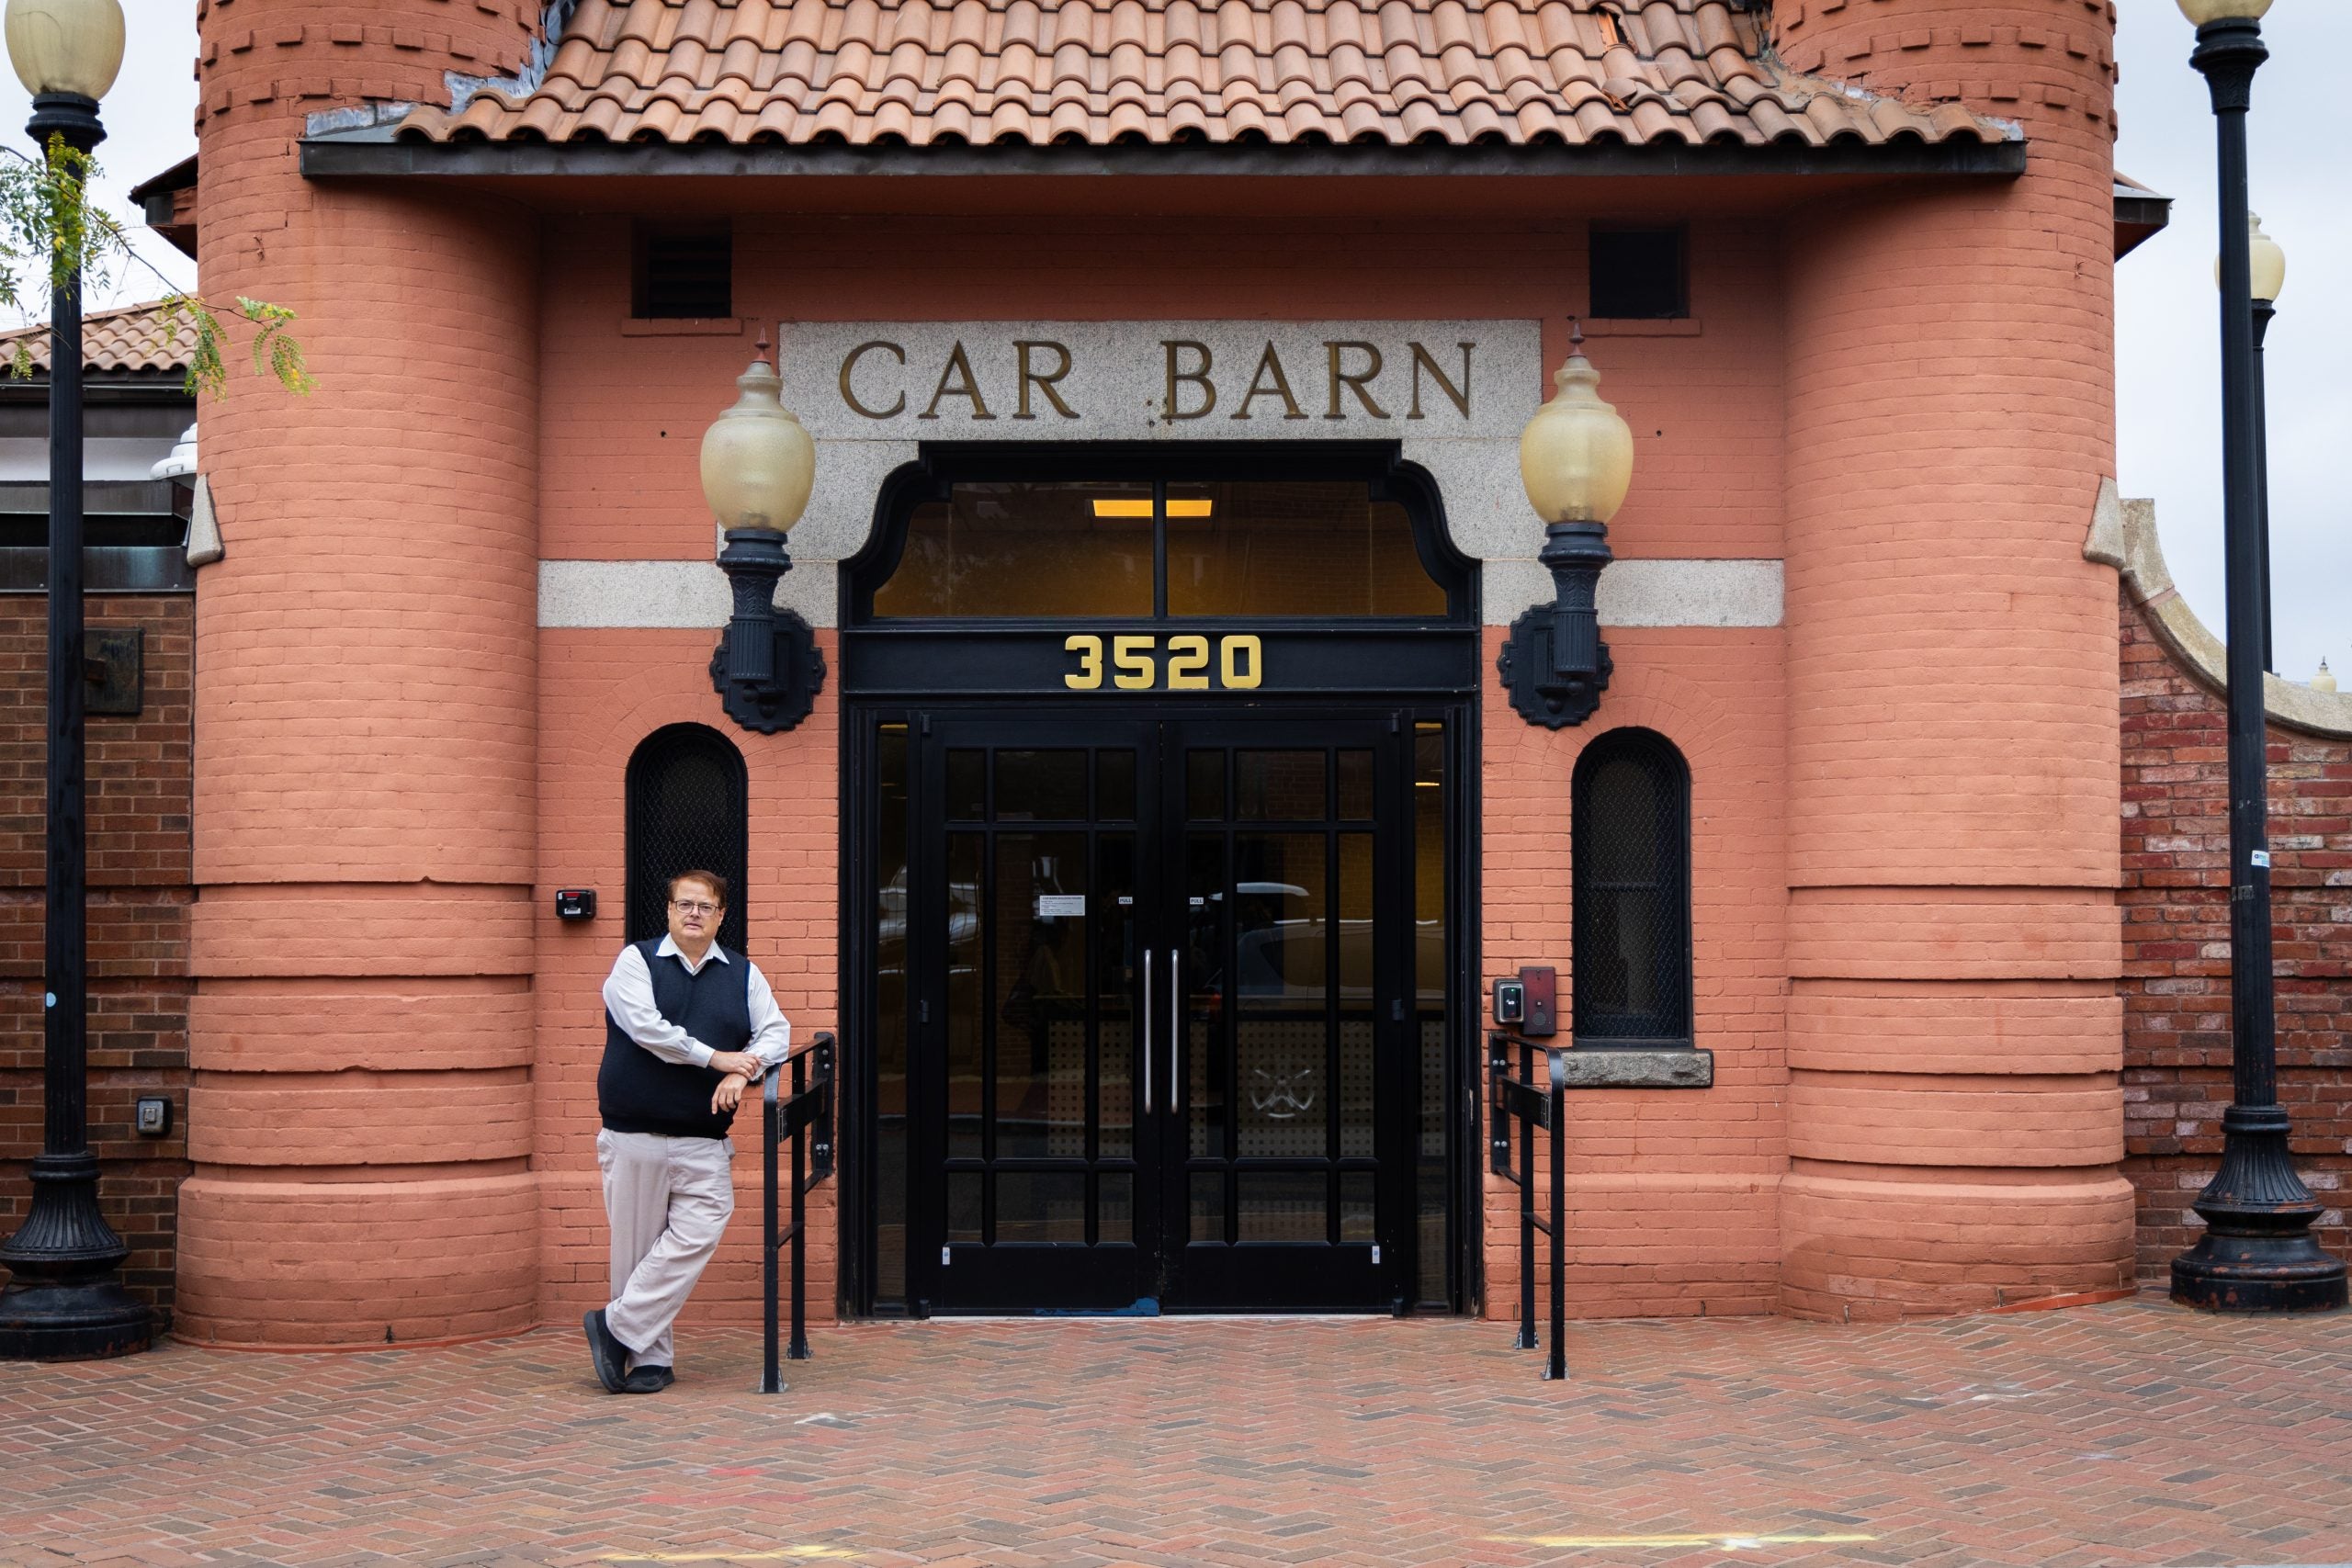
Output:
top-left (303, 135), bottom-right (2031, 181)
top-left (1761, 60), bottom-right (2022, 144)
top-left (447, 0), bottom-right (582, 116)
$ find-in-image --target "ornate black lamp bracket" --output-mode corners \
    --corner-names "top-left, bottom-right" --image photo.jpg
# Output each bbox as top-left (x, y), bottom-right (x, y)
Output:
top-left (708, 528), bottom-right (827, 735)
top-left (1497, 519), bottom-right (1614, 729)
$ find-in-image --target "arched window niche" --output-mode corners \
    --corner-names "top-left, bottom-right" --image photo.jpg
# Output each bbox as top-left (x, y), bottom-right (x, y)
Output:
top-left (626, 723), bottom-right (750, 954)
top-left (1571, 728), bottom-right (1693, 1049)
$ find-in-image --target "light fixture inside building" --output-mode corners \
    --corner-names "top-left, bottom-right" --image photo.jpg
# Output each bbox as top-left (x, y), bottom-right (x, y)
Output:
top-left (703, 338), bottom-right (825, 734)
top-left (1091, 498), bottom-right (1212, 519)
top-left (1498, 321), bottom-right (1634, 728)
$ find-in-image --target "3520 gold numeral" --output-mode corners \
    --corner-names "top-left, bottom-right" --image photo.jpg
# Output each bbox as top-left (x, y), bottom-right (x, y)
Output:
top-left (1064, 634), bottom-right (1263, 692)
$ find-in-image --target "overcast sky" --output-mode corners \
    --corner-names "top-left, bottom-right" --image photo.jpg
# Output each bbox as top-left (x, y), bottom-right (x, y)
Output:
top-left (0, 1), bottom-right (2340, 681)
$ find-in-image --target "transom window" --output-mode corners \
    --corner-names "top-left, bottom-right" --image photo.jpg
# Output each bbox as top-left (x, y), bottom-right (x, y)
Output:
top-left (870, 479), bottom-right (1448, 621)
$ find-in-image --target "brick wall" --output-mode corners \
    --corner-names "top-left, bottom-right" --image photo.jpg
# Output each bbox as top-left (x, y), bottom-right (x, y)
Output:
top-left (2120, 593), bottom-right (2351, 1278)
top-left (0, 592), bottom-right (194, 1320)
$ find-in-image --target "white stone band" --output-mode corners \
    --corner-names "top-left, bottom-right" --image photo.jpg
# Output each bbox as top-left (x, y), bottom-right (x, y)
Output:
top-left (539, 557), bottom-right (1788, 632)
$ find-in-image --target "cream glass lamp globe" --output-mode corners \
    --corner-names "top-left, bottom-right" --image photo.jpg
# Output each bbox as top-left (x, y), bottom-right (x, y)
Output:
top-left (2175, 0), bottom-right (2274, 24)
top-left (2216, 214), bottom-right (2288, 303)
top-left (700, 347), bottom-right (815, 535)
top-left (4, 0), bottom-right (124, 100)
top-left (1519, 333), bottom-right (1634, 525)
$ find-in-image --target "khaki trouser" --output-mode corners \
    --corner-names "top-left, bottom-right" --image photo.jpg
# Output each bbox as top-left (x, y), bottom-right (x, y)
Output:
top-left (597, 1128), bottom-right (736, 1371)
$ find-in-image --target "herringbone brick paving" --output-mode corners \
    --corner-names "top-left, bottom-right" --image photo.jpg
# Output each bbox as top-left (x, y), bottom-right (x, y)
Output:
top-left (2, 1294), bottom-right (2348, 1567)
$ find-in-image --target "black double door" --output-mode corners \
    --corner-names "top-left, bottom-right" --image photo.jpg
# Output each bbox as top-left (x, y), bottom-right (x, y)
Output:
top-left (909, 709), bottom-right (1418, 1314)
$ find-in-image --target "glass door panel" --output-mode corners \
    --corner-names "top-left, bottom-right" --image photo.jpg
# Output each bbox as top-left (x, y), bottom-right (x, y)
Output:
top-left (917, 717), bottom-right (1158, 1313)
top-left (1159, 717), bottom-right (1407, 1313)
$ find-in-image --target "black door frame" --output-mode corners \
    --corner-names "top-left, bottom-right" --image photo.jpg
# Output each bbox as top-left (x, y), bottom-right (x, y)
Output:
top-left (835, 441), bottom-right (1485, 1319)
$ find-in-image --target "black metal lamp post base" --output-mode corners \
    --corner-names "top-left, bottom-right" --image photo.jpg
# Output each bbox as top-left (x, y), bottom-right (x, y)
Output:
top-left (0, 1278), bottom-right (153, 1360)
top-left (0, 1153), bottom-right (152, 1360)
top-left (2171, 1107), bottom-right (2348, 1313)
top-left (2174, 1246), bottom-right (2350, 1314)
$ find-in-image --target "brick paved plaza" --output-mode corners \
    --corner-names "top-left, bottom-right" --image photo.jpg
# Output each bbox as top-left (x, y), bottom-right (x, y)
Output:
top-left (2, 1294), bottom-right (2348, 1568)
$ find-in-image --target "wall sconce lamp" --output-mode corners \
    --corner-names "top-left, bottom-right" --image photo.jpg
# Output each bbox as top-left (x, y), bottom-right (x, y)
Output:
top-left (703, 336), bottom-right (825, 734)
top-left (1498, 322), bottom-right (1634, 728)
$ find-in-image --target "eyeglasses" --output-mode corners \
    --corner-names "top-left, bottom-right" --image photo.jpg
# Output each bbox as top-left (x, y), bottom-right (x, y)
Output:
top-left (670, 898), bottom-right (720, 916)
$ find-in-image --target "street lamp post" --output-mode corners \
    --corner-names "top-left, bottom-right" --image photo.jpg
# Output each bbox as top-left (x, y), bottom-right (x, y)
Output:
top-left (0, 0), bottom-right (149, 1360)
top-left (2168, 0), bottom-right (2347, 1314)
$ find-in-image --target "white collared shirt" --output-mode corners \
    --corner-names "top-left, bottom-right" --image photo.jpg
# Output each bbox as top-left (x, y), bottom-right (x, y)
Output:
top-left (601, 934), bottom-right (792, 1075)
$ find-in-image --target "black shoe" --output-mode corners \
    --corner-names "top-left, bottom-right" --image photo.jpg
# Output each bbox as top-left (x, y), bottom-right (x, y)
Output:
top-left (582, 1309), bottom-right (628, 1393)
top-left (622, 1363), bottom-right (674, 1394)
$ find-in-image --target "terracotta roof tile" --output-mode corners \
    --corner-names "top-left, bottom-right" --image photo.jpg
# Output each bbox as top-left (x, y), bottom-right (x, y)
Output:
top-left (402, 0), bottom-right (2013, 152)
top-left (0, 300), bottom-right (195, 377)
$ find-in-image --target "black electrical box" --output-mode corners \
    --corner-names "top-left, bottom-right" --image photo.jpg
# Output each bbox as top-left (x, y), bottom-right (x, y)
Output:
top-left (555, 889), bottom-right (598, 921)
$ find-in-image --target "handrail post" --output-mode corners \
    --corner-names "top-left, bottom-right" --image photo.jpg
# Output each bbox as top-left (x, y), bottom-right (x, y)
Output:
top-left (1517, 1035), bottom-right (1536, 1350)
top-left (1546, 1046), bottom-right (1566, 1382)
top-left (762, 1068), bottom-right (782, 1395)
top-left (788, 1046), bottom-right (811, 1362)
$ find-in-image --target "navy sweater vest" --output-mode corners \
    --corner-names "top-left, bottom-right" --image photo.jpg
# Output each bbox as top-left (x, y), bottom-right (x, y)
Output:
top-left (599, 938), bottom-right (754, 1140)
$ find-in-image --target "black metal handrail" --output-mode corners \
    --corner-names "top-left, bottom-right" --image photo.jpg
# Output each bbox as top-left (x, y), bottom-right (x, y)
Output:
top-left (763, 1030), bottom-right (836, 1394)
top-left (1488, 1030), bottom-right (1567, 1381)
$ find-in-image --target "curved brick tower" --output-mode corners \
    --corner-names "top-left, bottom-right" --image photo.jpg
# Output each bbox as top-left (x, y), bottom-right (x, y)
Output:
top-left (1775, 0), bottom-right (2134, 1317)
top-left (177, 0), bottom-right (544, 1345)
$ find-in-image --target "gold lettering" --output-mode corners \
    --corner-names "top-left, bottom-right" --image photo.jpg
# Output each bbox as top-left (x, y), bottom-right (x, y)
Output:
top-left (1231, 342), bottom-right (1306, 422)
top-left (1408, 341), bottom-right (1474, 420)
top-left (1161, 340), bottom-right (1216, 421)
top-left (1112, 636), bottom-right (1157, 690)
top-left (1220, 635), bottom-right (1263, 690)
top-left (919, 341), bottom-right (995, 421)
top-left (1014, 340), bottom-right (1079, 420)
top-left (1166, 635), bottom-right (1211, 690)
top-left (1063, 634), bottom-right (1104, 691)
top-left (840, 340), bottom-right (907, 420)
top-left (1324, 341), bottom-right (1388, 420)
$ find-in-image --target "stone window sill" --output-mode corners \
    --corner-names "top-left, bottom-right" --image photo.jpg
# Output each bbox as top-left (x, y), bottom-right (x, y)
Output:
top-left (1580, 318), bottom-right (1703, 338)
top-left (1558, 1047), bottom-right (1713, 1089)
top-left (620, 318), bottom-right (746, 337)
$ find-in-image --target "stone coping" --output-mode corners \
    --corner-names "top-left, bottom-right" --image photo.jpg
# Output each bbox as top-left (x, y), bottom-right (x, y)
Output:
top-left (2085, 479), bottom-right (2352, 740)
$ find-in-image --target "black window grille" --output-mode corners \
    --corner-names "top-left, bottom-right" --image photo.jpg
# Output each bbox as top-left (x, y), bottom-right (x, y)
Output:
top-left (1572, 728), bottom-right (1691, 1046)
top-left (1589, 225), bottom-right (1688, 321)
top-left (627, 723), bottom-right (750, 953)
top-left (634, 223), bottom-right (733, 320)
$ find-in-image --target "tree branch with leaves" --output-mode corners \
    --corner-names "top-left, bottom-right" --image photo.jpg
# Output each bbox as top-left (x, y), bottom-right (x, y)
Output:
top-left (0, 134), bottom-right (311, 397)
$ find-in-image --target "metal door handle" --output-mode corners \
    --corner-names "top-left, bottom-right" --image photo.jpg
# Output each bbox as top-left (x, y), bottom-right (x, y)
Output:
top-left (1166, 948), bottom-right (1182, 1116)
top-left (1141, 949), bottom-right (1154, 1115)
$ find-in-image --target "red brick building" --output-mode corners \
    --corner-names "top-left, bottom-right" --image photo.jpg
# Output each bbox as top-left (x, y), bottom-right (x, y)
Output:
top-left (11, 0), bottom-right (2343, 1347)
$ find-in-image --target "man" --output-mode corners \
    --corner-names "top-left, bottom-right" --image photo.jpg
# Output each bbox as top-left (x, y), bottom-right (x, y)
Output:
top-left (583, 870), bottom-right (790, 1394)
